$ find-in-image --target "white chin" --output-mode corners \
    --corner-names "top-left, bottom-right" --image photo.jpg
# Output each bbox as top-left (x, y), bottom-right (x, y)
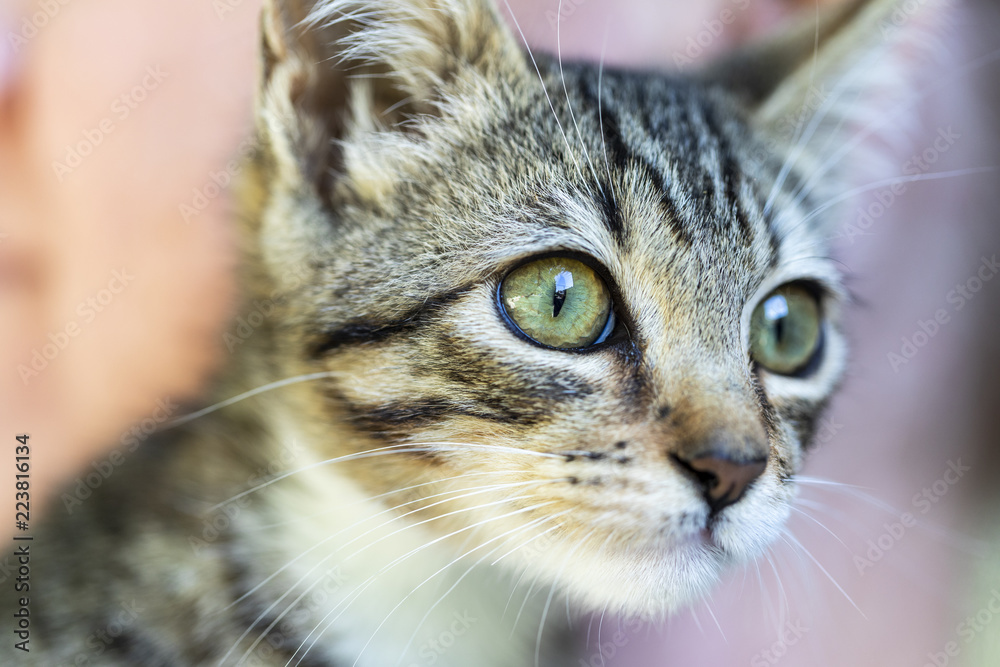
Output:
top-left (517, 536), bottom-right (731, 618)
top-left (514, 509), bottom-right (789, 618)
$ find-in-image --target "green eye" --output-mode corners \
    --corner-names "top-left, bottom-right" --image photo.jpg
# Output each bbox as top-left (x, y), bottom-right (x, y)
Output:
top-left (499, 257), bottom-right (614, 349)
top-left (750, 284), bottom-right (822, 375)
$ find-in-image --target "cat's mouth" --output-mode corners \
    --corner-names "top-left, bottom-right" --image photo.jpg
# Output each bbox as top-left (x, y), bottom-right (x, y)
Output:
top-left (515, 465), bottom-right (793, 615)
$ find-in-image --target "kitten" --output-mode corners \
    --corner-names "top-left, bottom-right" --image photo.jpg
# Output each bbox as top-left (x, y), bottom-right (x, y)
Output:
top-left (4, 0), bottom-right (945, 664)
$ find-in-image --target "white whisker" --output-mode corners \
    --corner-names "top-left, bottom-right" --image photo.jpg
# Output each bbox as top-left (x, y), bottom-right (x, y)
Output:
top-left (762, 40), bottom-right (884, 221)
top-left (762, 548), bottom-right (788, 632)
top-left (556, 0), bottom-right (606, 199)
top-left (597, 26), bottom-right (616, 207)
top-left (787, 46), bottom-right (1000, 211)
top-left (393, 512), bottom-right (571, 666)
top-left (288, 500), bottom-right (558, 666)
top-left (162, 371), bottom-right (340, 431)
top-left (535, 529), bottom-right (594, 667)
top-left (212, 441), bottom-right (561, 511)
top-left (782, 529), bottom-right (866, 619)
top-left (220, 481), bottom-right (562, 666)
top-left (490, 520), bottom-right (563, 566)
top-left (799, 167), bottom-right (998, 225)
top-left (500, 0), bottom-right (588, 185)
top-left (789, 504), bottom-right (852, 551)
top-left (245, 469), bottom-right (524, 531)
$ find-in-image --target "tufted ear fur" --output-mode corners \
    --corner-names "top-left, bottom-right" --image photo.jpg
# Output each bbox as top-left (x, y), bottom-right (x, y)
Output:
top-left (705, 0), bottom-right (952, 201)
top-left (256, 0), bottom-right (528, 199)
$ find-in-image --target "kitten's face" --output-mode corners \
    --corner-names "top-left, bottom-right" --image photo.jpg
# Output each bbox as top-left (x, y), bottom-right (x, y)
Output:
top-left (250, 0), bottom-right (915, 616)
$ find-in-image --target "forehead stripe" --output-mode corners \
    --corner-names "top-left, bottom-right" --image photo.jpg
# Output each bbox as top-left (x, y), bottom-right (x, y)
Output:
top-left (576, 76), bottom-right (694, 248)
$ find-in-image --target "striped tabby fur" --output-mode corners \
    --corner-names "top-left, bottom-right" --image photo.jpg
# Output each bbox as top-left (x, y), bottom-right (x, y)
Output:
top-left (5, 0), bottom-right (946, 664)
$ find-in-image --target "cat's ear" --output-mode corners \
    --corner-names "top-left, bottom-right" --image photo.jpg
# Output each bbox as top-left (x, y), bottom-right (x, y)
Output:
top-left (256, 0), bottom-right (525, 195)
top-left (706, 0), bottom-right (950, 178)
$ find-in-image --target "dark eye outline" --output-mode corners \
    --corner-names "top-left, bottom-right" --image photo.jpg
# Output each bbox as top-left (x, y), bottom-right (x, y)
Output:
top-left (749, 280), bottom-right (826, 378)
top-left (495, 252), bottom-right (621, 353)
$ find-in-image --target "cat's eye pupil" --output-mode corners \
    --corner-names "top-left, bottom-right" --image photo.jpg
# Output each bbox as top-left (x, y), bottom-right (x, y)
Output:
top-left (750, 285), bottom-right (822, 376)
top-left (552, 270), bottom-right (573, 317)
top-left (499, 257), bottom-right (613, 350)
top-left (764, 295), bottom-right (788, 343)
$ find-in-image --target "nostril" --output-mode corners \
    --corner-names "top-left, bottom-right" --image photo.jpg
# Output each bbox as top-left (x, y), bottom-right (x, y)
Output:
top-left (671, 452), bottom-right (768, 513)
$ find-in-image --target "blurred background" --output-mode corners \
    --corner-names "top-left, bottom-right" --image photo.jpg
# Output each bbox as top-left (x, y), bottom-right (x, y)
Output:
top-left (1, 0), bottom-right (998, 665)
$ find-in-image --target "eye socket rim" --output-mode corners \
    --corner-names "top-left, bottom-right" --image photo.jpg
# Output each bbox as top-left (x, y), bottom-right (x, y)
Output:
top-left (749, 281), bottom-right (826, 378)
top-left (496, 253), bottom-right (619, 353)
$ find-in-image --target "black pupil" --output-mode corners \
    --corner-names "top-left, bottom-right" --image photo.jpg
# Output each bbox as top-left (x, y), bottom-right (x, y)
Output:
top-left (552, 270), bottom-right (573, 318)
top-left (552, 288), bottom-right (567, 317)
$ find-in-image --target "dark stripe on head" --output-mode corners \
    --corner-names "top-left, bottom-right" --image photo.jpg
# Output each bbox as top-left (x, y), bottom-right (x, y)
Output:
top-left (699, 98), bottom-right (752, 243)
top-left (310, 286), bottom-right (471, 357)
top-left (598, 187), bottom-right (625, 240)
top-left (577, 76), bottom-right (693, 247)
top-left (576, 80), bottom-right (629, 243)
